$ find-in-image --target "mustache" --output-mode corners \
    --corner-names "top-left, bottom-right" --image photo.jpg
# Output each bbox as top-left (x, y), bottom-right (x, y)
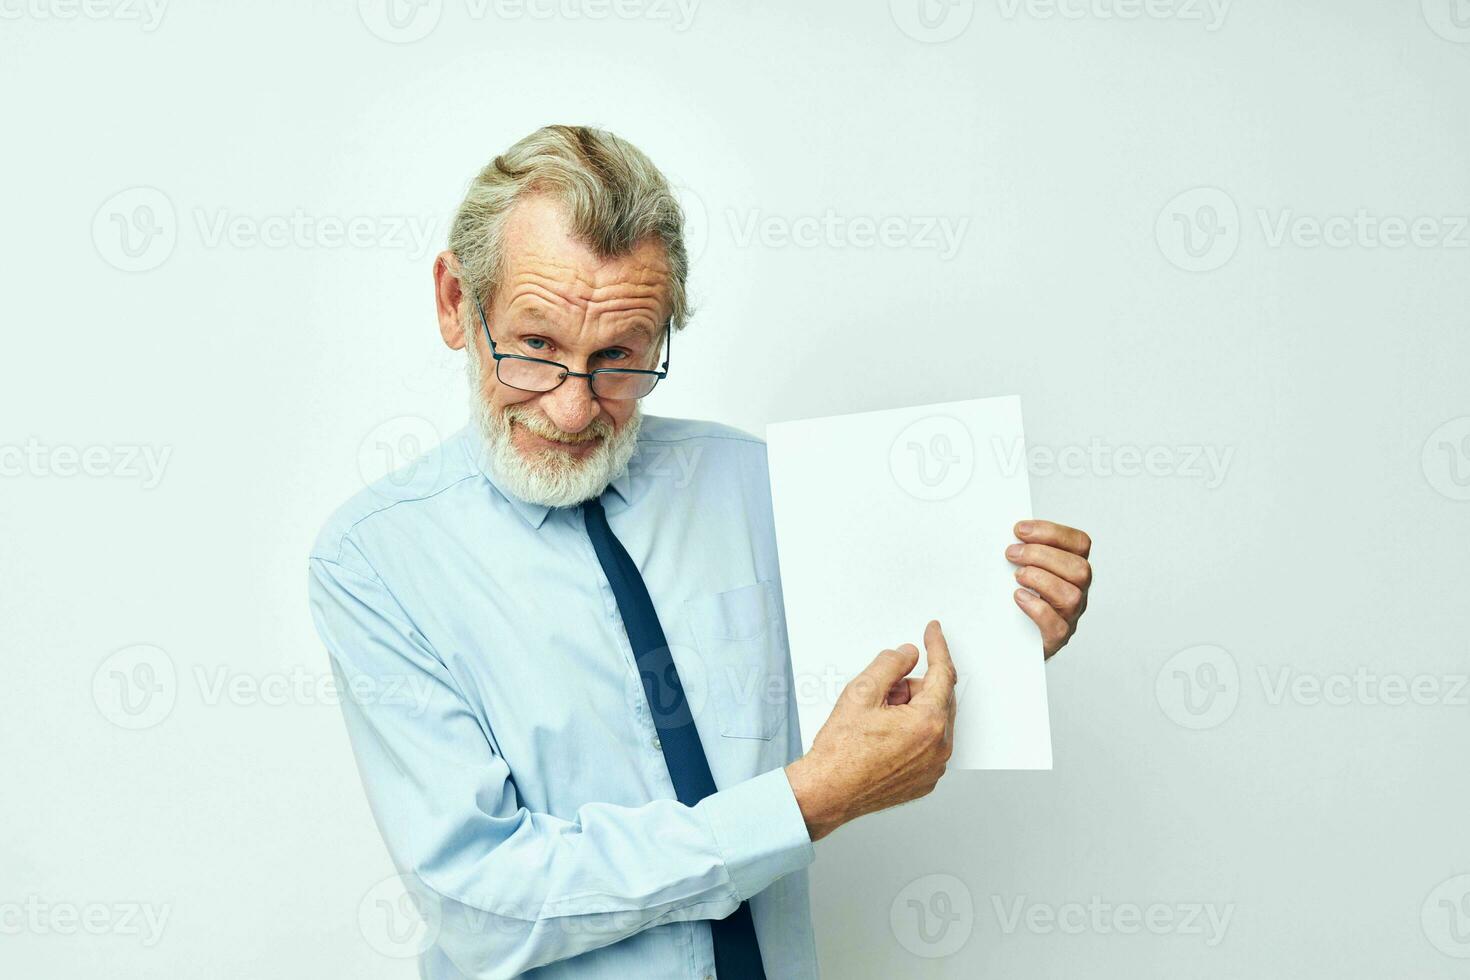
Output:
top-left (503, 406), bottom-right (612, 445)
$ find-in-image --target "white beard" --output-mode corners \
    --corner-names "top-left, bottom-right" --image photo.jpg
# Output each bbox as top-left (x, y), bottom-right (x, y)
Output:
top-left (467, 340), bottom-right (642, 508)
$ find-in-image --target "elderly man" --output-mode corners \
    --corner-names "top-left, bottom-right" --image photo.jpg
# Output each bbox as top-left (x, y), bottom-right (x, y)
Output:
top-left (309, 125), bottom-right (1093, 979)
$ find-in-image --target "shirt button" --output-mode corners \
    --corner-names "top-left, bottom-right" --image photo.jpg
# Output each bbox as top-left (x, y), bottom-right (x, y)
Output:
top-left (652, 735), bottom-right (662, 750)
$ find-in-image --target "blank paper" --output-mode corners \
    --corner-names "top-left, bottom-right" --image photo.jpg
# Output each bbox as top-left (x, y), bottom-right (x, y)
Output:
top-left (766, 395), bottom-right (1052, 770)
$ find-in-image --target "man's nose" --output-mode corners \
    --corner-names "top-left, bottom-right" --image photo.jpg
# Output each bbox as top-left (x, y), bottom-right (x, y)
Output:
top-left (537, 372), bottom-right (602, 434)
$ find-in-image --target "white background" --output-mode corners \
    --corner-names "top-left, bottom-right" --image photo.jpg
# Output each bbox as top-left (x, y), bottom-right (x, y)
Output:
top-left (3, 1), bottom-right (1469, 976)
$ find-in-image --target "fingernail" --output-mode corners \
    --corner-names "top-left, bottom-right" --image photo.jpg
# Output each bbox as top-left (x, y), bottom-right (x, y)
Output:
top-left (1005, 544), bottom-right (1023, 560)
top-left (1016, 521), bottom-right (1035, 535)
top-left (1014, 589), bottom-right (1030, 602)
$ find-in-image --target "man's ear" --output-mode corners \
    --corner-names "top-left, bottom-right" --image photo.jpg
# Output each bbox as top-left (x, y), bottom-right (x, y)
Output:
top-left (434, 250), bottom-right (468, 350)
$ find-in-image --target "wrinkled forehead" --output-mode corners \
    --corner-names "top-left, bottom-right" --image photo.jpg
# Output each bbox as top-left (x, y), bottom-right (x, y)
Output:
top-left (497, 195), bottom-right (672, 326)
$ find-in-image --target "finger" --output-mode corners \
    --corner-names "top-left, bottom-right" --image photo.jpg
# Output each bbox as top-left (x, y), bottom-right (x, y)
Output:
top-left (884, 643), bottom-right (920, 704)
top-left (849, 644), bottom-right (921, 706)
top-left (913, 620), bottom-right (956, 706)
top-left (1014, 588), bottom-right (1072, 657)
top-left (1014, 520), bottom-right (1092, 558)
top-left (942, 665), bottom-right (957, 741)
top-left (1004, 542), bottom-right (1092, 590)
top-left (1014, 564), bottom-right (1085, 621)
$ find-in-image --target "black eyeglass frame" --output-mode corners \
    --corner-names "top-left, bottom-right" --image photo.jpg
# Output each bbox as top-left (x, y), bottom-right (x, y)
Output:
top-left (473, 295), bottom-right (671, 400)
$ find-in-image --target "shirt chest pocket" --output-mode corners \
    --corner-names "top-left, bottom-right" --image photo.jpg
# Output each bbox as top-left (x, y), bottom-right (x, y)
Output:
top-left (683, 581), bottom-right (788, 741)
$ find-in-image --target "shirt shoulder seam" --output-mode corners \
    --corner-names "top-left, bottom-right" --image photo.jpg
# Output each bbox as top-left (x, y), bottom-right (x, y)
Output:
top-left (319, 471), bottom-right (481, 565)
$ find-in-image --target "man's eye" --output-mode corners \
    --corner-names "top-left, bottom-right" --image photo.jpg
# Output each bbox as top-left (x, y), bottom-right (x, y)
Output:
top-left (598, 349), bottom-right (628, 362)
top-left (524, 337), bottom-right (549, 352)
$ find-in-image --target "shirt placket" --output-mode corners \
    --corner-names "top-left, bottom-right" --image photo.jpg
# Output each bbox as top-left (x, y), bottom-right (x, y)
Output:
top-left (570, 505), bottom-right (679, 798)
top-left (567, 506), bottom-right (722, 980)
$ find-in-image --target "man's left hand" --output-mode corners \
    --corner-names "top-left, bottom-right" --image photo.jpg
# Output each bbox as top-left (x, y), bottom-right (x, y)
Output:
top-left (1005, 520), bottom-right (1093, 659)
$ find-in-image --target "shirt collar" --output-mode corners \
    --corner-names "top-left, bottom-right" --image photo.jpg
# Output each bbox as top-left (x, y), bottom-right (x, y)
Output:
top-left (462, 426), bottom-right (635, 530)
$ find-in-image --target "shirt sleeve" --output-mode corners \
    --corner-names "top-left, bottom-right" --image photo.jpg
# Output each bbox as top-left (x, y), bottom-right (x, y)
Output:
top-left (307, 542), bottom-right (814, 979)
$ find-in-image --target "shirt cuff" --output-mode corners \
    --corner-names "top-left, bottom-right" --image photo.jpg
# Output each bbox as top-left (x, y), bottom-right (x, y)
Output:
top-left (698, 766), bottom-right (816, 902)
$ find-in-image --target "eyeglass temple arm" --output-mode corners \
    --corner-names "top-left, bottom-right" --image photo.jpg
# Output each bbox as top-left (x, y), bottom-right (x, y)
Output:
top-left (473, 296), bottom-right (498, 354)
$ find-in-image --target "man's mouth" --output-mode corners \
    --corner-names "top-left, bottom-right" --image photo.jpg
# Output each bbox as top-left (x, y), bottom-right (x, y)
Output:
top-left (512, 419), bottom-right (602, 456)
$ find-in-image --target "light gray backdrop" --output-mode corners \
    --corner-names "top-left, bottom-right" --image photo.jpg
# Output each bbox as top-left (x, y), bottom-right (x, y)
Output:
top-left (4, 1), bottom-right (1469, 976)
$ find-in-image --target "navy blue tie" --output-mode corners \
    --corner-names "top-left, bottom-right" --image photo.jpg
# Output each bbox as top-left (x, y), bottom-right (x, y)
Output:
top-left (582, 493), bottom-right (768, 980)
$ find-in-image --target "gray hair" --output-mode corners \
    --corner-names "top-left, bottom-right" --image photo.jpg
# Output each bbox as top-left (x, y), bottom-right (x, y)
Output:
top-left (447, 124), bottom-right (694, 333)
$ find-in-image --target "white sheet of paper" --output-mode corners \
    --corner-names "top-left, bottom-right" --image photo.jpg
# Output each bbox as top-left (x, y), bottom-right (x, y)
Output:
top-left (766, 395), bottom-right (1052, 770)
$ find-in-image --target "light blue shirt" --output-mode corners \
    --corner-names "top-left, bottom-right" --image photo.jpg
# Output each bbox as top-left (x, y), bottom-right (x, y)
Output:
top-left (308, 416), bottom-right (820, 979)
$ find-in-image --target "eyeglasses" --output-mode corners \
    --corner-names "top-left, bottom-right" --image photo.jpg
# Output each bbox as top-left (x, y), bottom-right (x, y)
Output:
top-left (474, 296), bottom-right (670, 401)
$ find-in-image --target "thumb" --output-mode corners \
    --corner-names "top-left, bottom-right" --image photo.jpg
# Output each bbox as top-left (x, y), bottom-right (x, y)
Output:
top-left (848, 643), bottom-right (920, 707)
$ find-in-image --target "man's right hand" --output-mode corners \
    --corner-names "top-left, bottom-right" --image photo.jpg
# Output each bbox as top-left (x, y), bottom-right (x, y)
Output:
top-left (783, 620), bottom-right (957, 842)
